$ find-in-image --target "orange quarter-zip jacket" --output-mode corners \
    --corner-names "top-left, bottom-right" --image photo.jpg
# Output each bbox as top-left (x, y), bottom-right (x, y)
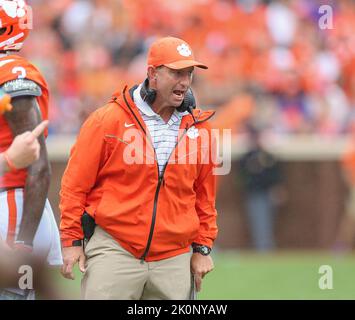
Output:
top-left (59, 85), bottom-right (218, 261)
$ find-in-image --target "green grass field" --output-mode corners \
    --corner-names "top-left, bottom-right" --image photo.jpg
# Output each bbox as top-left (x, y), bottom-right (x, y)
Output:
top-left (53, 250), bottom-right (355, 300)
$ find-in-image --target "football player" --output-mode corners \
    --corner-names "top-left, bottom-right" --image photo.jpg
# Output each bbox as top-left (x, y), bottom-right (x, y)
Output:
top-left (0, 0), bottom-right (62, 300)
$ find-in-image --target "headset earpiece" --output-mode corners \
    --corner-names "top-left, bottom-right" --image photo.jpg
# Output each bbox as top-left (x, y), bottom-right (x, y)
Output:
top-left (140, 78), bottom-right (157, 105)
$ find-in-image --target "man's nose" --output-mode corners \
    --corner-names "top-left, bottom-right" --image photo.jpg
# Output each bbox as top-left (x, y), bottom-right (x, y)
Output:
top-left (179, 73), bottom-right (191, 87)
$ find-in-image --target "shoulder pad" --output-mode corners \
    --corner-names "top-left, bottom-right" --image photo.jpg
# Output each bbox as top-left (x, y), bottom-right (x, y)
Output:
top-left (0, 79), bottom-right (42, 98)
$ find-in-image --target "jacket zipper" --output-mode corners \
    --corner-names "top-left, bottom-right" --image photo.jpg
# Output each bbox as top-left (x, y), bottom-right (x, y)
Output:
top-left (139, 126), bottom-right (190, 262)
top-left (122, 89), bottom-right (199, 262)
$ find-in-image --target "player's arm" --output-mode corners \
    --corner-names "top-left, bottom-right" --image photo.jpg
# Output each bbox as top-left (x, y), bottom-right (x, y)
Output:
top-left (4, 93), bottom-right (50, 248)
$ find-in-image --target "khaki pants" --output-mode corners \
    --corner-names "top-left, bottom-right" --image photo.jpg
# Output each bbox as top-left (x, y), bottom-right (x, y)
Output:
top-left (82, 226), bottom-right (193, 300)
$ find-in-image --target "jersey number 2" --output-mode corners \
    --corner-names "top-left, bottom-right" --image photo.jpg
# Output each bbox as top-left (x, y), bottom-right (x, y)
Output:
top-left (12, 67), bottom-right (27, 79)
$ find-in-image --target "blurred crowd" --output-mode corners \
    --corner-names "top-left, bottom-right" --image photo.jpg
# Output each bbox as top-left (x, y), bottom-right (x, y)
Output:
top-left (24, 0), bottom-right (355, 135)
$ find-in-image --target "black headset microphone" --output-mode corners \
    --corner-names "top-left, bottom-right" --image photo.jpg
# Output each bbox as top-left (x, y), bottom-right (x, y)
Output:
top-left (140, 78), bottom-right (197, 120)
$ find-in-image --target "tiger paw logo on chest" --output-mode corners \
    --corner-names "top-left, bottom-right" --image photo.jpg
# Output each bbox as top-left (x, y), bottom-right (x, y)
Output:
top-left (177, 44), bottom-right (192, 57)
top-left (187, 126), bottom-right (199, 139)
top-left (0, 0), bottom-right (26, 19)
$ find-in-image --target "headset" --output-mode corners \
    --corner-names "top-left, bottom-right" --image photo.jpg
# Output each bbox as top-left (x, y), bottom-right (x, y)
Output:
top-left (140, 78), bottom-right (196, 114)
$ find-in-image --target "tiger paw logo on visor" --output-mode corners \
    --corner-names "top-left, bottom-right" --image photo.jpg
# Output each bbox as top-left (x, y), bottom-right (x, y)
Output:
top-left (177, 44), bottom-right (192, 57)
top-left (0, 0), bottom-right (26, 19)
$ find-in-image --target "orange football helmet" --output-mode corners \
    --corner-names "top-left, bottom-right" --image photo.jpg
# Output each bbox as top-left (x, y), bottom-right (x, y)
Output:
top-left (0, 0), bottom-right (31, 52)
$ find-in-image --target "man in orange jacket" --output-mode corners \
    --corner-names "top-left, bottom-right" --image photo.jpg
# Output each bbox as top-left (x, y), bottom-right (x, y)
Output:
top-left (60, 37), bottom-right (218, 300)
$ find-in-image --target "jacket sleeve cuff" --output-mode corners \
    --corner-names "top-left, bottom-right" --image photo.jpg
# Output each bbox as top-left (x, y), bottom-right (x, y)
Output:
top-left (192, 236), bottom-right (214, 248)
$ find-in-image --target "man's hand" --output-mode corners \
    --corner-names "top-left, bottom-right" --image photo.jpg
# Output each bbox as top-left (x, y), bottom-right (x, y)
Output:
top-left (190, 253), bottom-right (214, 292)
top-left (6, 120), bottom-right (48, 169)
top-left (61, 246), bottom-right (86, 280)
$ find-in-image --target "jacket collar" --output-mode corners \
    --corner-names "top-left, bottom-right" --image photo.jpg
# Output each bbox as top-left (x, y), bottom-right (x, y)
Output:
top-left (133, 83), bottom-right (189, 120)
top-left (110, 85), bottom-right (216, 131)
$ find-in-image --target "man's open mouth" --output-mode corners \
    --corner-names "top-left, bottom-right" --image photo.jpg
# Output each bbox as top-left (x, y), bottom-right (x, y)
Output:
top-left (173, 90), bottom-right (185, 99)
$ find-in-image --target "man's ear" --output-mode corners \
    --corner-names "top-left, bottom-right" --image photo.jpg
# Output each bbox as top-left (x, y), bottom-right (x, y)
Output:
top-left (147, 66), bottom-right (158, 84)
top-left (147, 66), bottom-right (157, 80)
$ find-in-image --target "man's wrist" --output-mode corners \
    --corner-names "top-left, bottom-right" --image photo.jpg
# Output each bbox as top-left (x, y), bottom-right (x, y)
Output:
top-left (72, 239), bottom-right (83, 247)
top-left (1, 152), bottom-right (11, 173)
top-left (62, 239), bottom-right (83, 247)
top-left (0, 153), bottom-right (9, 173)
top-left (192, 243), bottom-right (211, 256)
top-left (3, 150), bottom-right (17, 171)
